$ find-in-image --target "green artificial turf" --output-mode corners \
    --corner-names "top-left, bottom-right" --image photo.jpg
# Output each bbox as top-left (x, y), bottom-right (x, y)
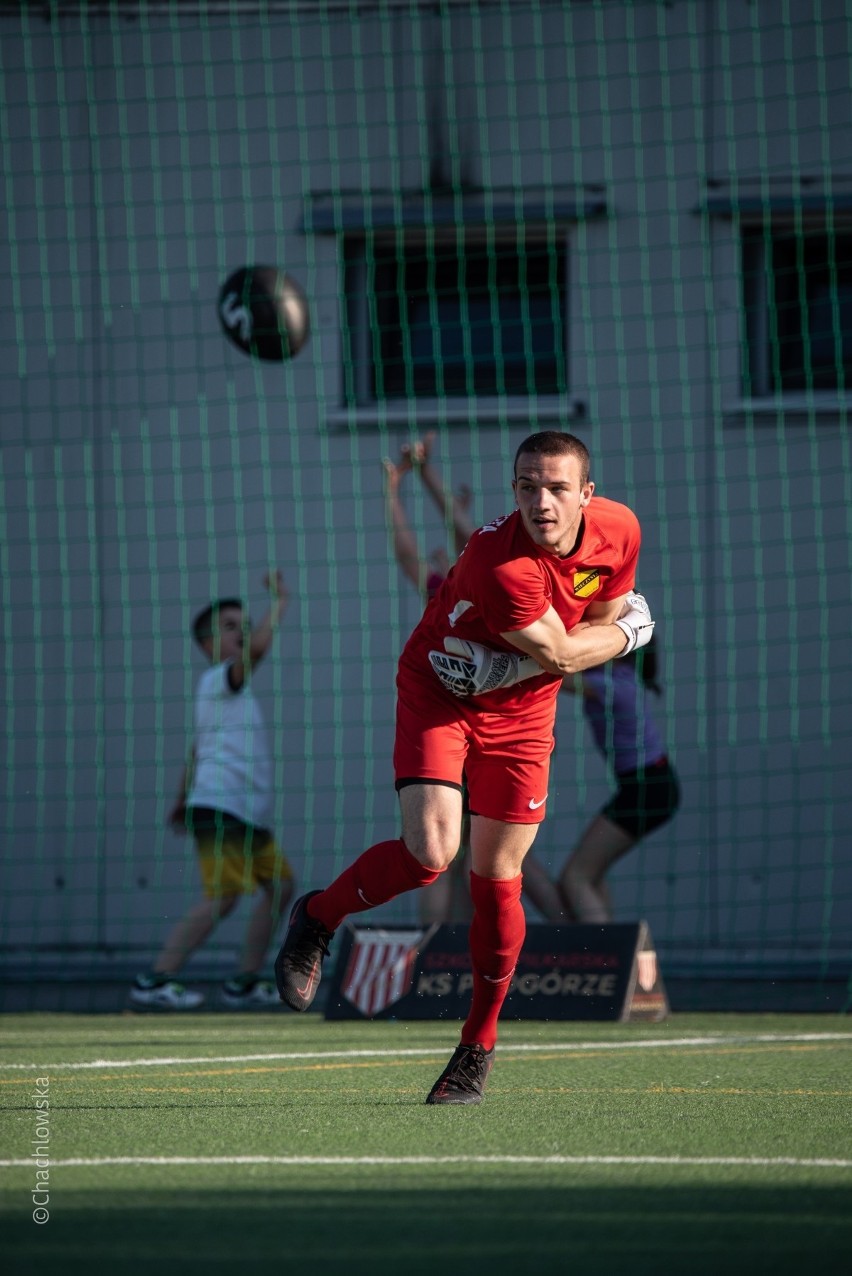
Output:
top-left (1, 1013), bottom-right (850, 1274)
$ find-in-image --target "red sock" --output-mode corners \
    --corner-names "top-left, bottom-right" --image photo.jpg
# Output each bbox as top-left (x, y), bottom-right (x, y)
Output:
top-left (306, 839), bottom-right (442, 932)
top-left (462, 872), bottom-right (525, 1052)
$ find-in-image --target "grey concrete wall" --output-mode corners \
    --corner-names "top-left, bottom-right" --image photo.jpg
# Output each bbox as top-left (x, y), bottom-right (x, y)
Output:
top-left (1, 0), bottom-right (849, 974)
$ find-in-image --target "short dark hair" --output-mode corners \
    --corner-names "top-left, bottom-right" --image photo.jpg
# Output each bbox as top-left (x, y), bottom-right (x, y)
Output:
top-left (514, 431), bottom-right (590, 485)
top-left (192, 598), bottom-right (243, 648)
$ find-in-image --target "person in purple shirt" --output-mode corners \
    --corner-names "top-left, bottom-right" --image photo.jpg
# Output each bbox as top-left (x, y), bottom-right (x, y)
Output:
top-left (522, 636), bottom-right (680, 923)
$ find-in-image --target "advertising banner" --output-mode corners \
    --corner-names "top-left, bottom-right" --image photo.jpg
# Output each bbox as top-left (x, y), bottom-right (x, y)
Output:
top-left (325, 921), bottom-right (668, 1022)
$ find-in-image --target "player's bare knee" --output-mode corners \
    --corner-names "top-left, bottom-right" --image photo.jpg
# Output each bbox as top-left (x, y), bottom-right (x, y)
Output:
top-left (403, 832), bottom-right (458, 872)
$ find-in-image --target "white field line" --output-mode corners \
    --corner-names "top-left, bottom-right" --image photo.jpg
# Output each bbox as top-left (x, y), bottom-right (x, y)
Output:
top-left (1, 1154), bottom-right (851, 1169)
top-left (0, 1032), bottom-right (850, 1072)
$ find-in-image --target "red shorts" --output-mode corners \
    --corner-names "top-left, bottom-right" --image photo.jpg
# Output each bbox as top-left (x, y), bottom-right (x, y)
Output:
top-left (393, 664), bottom-right (557, 824)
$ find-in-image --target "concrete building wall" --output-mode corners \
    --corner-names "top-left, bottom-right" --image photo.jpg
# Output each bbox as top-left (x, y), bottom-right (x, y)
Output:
top-left (1, 0), bottom-right (849, 976)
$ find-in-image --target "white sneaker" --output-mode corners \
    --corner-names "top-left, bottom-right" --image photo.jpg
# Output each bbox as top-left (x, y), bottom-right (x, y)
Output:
top-left (130, 977), bottom-right (205, 1010)
top-left (221, 978), bottom-right (279, 1008)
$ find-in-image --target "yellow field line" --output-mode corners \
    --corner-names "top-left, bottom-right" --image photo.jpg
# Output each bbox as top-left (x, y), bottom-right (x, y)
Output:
top-left (2, 1066), bottom-right (851, 1099)
top-left (1, 1031), bottom-right (846, 1082)
top-left (2, 1031), bottom-right (850, 1075)
top-left (9, 1081), bottom-right (842, 1098)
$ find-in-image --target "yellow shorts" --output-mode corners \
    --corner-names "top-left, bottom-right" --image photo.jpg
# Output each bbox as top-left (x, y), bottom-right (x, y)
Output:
top-left (188, 807), bottom-right (294, 900)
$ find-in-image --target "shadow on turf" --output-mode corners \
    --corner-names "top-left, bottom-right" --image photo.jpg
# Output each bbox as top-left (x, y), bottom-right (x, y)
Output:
top-left (6, 1185), bottom-right (851, 1275)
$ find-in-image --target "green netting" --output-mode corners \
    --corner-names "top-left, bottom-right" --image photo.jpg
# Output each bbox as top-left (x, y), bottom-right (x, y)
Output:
top-left (1, 0), bottom-right (850, 1012)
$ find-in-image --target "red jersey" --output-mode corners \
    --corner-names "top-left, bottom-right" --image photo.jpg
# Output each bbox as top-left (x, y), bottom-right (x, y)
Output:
top-left (399, 496), bottom-right (641, 714)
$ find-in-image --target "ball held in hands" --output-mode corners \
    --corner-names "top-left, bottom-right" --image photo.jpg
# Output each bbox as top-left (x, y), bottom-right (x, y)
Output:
top-left (429, 636), bottom-right (544, 697)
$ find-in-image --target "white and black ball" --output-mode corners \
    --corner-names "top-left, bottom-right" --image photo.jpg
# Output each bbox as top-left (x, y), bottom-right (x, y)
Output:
top-left (218, 265), bottom-right (310, 361)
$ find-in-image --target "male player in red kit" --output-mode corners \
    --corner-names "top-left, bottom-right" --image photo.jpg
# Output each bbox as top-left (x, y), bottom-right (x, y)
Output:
top-left (276, 431), bottom-right (654, 1104)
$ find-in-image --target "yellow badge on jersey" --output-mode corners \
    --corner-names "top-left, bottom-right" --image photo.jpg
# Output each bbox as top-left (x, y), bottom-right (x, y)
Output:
top-left (573, 569), bottom-right (601, 598)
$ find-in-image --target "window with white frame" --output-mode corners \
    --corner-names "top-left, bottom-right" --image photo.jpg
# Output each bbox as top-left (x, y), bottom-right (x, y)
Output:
top-left (741, 222), bottom-right (852, 397)
top-left (341, 224), bottom-right (568, 407)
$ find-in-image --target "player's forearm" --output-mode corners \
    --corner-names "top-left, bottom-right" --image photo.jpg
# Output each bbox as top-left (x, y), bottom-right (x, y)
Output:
top-left (418, 463), bottom-right (451, 519)
top-left (505, 595), bottom-right (653, 676)
top-left (386, 496), bottom-right (423, 588)
top-left (450, 496), bottom-right (475, 555)
top-left (503, 607), bottom-right (628, 678)
top-left (419, 465), bottom-right (473, 556)
top-left (528, 624), bottom-right (628, 677)
top-left (247, 594), bottom-right (288, 666)
top-left (244, 572), bottom-right (291, 670)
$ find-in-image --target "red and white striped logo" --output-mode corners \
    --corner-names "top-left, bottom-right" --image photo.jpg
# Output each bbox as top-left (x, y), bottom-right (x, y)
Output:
top-left (341, 929), bottom-right (425, 1017)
